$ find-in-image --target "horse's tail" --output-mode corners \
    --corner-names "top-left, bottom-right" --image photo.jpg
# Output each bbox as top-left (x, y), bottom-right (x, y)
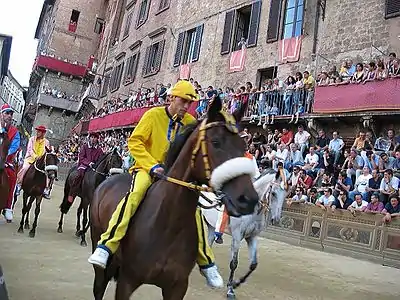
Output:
top-left (59, 167), bottom-right (76, 214)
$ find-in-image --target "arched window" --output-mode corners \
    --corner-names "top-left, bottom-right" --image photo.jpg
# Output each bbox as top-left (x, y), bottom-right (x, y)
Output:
top-left (282, 0), bottom-right (304, 39)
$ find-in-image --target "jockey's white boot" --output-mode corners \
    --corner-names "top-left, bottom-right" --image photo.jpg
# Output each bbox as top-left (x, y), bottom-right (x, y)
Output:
top-left (200, 265), bottom-right (224, 288)
top-left (88, 247), bottom-right (109, 269)
top-left (15, 184), bottom-right (21, 196)
top-left (3, 209), bottom-right (13, 223)
top-left (43, 188), bottom-right (51, 199)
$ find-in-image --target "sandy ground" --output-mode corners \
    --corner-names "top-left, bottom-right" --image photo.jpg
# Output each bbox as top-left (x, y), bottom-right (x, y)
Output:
top-left (0, 183), bottom-right (400, 300)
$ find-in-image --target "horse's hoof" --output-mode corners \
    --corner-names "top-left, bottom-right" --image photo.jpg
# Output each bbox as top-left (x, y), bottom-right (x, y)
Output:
top-left (24, 224), bottom-right (30, 230)
top-left (75, 231), bottom-right (81, 238)
top-left (57, 227), bottom-right (63, 233)
top-left (29, 231), bottom-right (36, 238)
top-left (17, 228), bottom-right (24, 233)
top-left (6, 220), bottom-right (12, 224)
top-left (80, 240), bottom-right (87, 247)
top-left (226, 292), bottom-right (236, 299)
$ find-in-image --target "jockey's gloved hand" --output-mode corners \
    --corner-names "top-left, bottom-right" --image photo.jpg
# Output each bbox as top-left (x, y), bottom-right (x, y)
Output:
top-left (150, 164), bottom-right (165, 178)
top-left (89, 162), bottom-right (95, 169)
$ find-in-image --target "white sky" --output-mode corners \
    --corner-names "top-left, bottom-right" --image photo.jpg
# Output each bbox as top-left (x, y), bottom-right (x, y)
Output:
top-left (0, 0), bottom-right (43, 87)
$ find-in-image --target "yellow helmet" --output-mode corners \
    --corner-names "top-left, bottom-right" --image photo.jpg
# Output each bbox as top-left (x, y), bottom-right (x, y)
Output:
top-left (170, 80), bottom-right (199, 102)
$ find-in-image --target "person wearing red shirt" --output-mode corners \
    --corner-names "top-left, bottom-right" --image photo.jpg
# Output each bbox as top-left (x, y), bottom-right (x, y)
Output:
top-left (281, 128), bottom-right (294, 147)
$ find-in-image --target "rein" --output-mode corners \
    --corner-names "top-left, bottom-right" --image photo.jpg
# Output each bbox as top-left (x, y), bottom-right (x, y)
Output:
top-left (33, 153), bottom-right (59, 175)
top-left (152, 113), bottom-right (240, 208)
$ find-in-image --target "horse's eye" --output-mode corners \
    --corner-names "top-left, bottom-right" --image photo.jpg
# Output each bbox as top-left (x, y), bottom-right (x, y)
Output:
top-left (211, 140), bottom-right (221, 148)
top-left (272, 192), bottom-right (277, 198)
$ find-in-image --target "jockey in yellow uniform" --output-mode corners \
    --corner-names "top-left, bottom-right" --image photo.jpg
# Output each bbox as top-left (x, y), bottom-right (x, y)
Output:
top-left (214, 131), bottom-right (260, 244)
top-left (88, 80), bottom-right (223, 288)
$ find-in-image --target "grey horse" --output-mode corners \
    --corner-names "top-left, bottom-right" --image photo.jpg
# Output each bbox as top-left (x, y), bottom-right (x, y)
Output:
top-left (201, 168), bottom-right (288, 299)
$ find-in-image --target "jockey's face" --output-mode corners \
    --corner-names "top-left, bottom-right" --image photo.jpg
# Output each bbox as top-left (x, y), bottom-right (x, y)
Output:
top-left (169, 96), bottom-right (192, 119)
top-left (90, 136), bottom-right (99, 145)
top-left (36, 130), bottom-right (45, 138)
top-left (1, 111), bottom-right (13, 127)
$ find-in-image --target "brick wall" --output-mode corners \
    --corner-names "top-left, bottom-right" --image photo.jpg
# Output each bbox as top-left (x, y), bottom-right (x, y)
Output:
top-left (96, 0), bottom-right (400, 101)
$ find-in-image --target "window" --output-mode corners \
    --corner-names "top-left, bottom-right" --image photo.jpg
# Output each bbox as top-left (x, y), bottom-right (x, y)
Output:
top-left (124, 52), bottom-right (140, 84)
top-left (142, 40), bottom-right (165, 77)
top-left (173, 24), bottom-right (204, 67)
top-left (110, 62), bottom-right (125, 92)
top-left (94, 18), bottom-right (105, 34)
top-left (123, 12), bottom-right (133, 38)
top-left (385, 0), bottom-right (400, 19)
top-left (282, 0), bottom-right (304, 39)
top-left (266, 0), bottom-right (283, 43)
top-left (101, 74), bottom-right (111, 97)
top-left (220, 1), bottom-right (262, 55)
top-left (158, 0), bottom-right (170, 12)
top-left (69, 9), bottom-right (80, 33)
top-left (136, 0), bottom-right (150, 28)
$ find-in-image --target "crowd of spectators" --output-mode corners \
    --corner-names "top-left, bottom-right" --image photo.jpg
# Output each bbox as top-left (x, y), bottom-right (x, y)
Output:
top-left (244, 125), bottom-right (400, 223)
top-left (41, 85), bottom-right (79, 101)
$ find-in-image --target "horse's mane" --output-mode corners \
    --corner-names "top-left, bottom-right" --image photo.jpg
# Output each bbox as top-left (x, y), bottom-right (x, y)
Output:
top-left (92, 152), bottom-right (110, 169)
top-left (164, 122), bottom-right (199, 171)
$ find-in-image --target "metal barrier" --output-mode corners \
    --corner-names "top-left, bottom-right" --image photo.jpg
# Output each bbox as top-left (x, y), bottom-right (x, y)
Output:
top-left (242, 89), bottom-right (313, 120)
top-left (261, 203), bottom-right (400, 268)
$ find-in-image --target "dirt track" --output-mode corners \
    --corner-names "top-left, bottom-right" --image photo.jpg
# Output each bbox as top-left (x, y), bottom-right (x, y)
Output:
top-left (0, 183), bottom-right (399, 300)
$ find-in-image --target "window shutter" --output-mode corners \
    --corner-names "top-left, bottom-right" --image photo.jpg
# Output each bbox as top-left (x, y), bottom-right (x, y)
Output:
top-left (132, 52), bottom-right (140, 80)
top-left (191, 24), bottom-right (204, 62)
top-left (266, 0), bottom-right (282, 43)
top-left (124, 57), bottom-right (132, 80)
top-left (154, 40), bottom-right (165, 72)
top-left (142, 46), bottom-right (151, 76)
top-left (173, 32), bottom-right (185, 67)
top-left (221, 10), bottom-right (235, 55)
top-left (385, 0), bottom-right (400, 18)
top-left (247, 1), bottom-right (262, 47)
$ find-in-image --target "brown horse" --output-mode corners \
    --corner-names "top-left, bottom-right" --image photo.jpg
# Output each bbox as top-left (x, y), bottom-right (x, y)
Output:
top-left (17, 148), bottom-right (58, 237)
top-left (57, 148), bottom-right (123, 246)
top-left (0, 131), bottom-right (11, 213)
top-left (90, 98), bottom-right (259, 300)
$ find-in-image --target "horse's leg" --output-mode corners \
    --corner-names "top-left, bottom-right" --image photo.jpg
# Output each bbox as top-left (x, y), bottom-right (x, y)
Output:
top-left (57, 212), bottom-right (64, 233)
top-left (206, 222), bottom-right (216, 247)
top-left (93, 267), bottom-right (114, 300)
top-left (17, 193), bottom-right (29, 233)
top-left (232, 236), bottom-right (258, 289)
top-left (115, 274), bottom-right (141, 300)
top-left (25, 196), bottom-right (36, 230)
top-left (29, 196), bottom-right (43, 238)
top-left (227, 236), bottom-right (240, 299)
top-left (80, 201), bottom-right (89, 247)
top-left (161, 280), bottom-right (189, 300)
top-left (76, 200), bottom-right (83, 237)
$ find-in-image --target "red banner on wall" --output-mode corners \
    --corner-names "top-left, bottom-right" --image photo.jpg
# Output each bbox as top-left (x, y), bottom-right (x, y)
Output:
top-left (313, 79), bottom-right (400, 113)
top-left (88, 103), bottom-right (198, 132)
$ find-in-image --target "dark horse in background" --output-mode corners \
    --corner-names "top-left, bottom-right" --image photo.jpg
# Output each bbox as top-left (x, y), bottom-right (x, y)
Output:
top-left (57, 148), bottom-right (123, 246)
top-left (17, 148), bottom-right (58, 237)
top-left (90, 98), bottom-right (260, 300)
top-left (0, 131), bottom-right (11, 215)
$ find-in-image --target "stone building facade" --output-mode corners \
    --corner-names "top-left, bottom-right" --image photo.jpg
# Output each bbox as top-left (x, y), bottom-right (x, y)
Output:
top-left (96, 0), bottom-right (400, 105)
top-left (24, 0), bottom-right (105, 142)
top-left (0, 70), bottom-right (26, 125)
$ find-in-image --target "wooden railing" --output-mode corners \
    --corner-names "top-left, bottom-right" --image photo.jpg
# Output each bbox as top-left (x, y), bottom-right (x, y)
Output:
top-left (261, 203), bottom-right (400, 268)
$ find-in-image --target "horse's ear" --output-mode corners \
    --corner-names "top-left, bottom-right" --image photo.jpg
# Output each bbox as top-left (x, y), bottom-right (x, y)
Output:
top-left (232, 97), bottom-right (249, 123)
top-left (113, 147), bottom-right (118, 154)
top-left (207, 96), bottom-right (222, 121)
top-left (45, 146), bottom-right (51, 153)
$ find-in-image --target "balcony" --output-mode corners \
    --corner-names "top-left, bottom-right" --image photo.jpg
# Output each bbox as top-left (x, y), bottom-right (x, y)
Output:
top-left (34, 55), bottom-right (87, 77)
top-left (244, 78), bottom-right (400, 122)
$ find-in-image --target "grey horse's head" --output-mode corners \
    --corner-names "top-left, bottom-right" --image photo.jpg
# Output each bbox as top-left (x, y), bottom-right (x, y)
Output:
top-left (253, 168), bottom-right (288, 221)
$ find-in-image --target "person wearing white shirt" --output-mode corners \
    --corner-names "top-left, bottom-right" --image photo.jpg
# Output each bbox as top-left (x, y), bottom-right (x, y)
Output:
top-left (303, 146), bottom-right (319, 172)
top-left (262, 144), bottom-right (276, 161)
top-left (285, 143), bottom-right (304, 170)
top-left (287, 187), bottom-right (309, 206)
top-left (328, 131), bottom-right (344, 165)
top-left (316, 188), bottom-right (335, 210)
top-left (273, 143), bottom-right (289, 170)
top-left (294, 125), bottom-right (311, 155)
top-left (349, 166), bottom-right (372, 201)
top-left (348, 194), bottom-right (368, 214)
top-left (379, 169), bottom-right (400, 204)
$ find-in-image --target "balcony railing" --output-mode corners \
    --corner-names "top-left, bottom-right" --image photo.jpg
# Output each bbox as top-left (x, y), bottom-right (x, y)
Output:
top-left (85, 78), bottom-right (400, 132)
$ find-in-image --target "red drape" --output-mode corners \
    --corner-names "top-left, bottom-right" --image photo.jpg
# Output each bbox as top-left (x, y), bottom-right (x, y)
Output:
top-left (34, 55), bottom-right (87, 77)
top-left (89, 103), bottom-right (198, 132)
top-left (313, 79), bottom-right (400, 113)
